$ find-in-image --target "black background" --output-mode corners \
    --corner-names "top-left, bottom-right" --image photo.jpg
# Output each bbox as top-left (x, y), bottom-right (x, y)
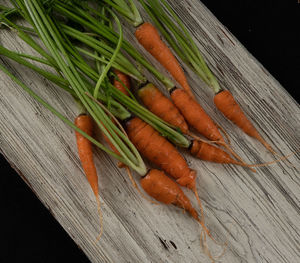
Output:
top-left (1, 1), bottom-right (299, 262)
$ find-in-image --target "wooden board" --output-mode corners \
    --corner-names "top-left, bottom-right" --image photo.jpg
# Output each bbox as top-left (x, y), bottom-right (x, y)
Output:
top-left (0, 1), bottom-right (299, 262)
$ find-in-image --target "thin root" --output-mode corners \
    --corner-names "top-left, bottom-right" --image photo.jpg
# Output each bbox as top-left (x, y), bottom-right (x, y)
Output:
top-left (200, 228), bottom-right (227, 263)
top-left (216, 123), bottom-right (231, 145)
top-left (186, 131), bottom-right (221, 145)
top-left (218, 142), bottom-right (257, 173)
top-left (193, 189), bottom-right (224, 247)
top-left (256, 136), bottom-right (277, 155)
top-left (248, 151), bottom-right (298, 168)
top-left (194, 189), bottom-right (227, 262)
top-left (194, 187), bottom-right (205, 224)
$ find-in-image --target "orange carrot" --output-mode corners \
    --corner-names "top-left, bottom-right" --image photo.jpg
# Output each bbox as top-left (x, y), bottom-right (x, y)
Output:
top-left (141, 169), bottom-right (198, 220)
top-left (190, 140), bottom-right (251, 167)
top-left (135, 22), bottom-right (195, 99)
top-left (75, 114), bottom-right (99, 195)
top-left (170, 88), bottom-right (224, 143)
top-left (113, 69), bottom-right (130, 96)
top-left (141, 169), bottom-right (226, 260)
top-left (75, 114), bottom-right (103, 240)
top-left (126, 117), bottom-right (196, 190)
top-left (138, 83), bottom-right (188, 133)
top-left (214, 90), bottom-right (274, 153)
top-left (190, 140), bottom-right (237, 164)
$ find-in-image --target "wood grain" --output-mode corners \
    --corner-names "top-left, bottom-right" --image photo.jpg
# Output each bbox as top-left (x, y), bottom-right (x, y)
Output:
top-left (0, 1), bottom-right (299, 262)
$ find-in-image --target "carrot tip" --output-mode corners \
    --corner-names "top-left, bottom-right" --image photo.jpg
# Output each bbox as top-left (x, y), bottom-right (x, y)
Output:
top-left (257, 136), bottom-right (277, 155)
top-left (219, 142), bottom-right (257, 172)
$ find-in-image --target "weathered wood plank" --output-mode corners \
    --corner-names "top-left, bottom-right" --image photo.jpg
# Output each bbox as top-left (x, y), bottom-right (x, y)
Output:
top-left (0, 1), bottom-right (299, 262)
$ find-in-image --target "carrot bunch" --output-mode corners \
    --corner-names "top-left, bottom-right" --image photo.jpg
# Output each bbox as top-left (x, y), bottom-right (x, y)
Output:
top-left (1, 1), bottom-right (285, 261)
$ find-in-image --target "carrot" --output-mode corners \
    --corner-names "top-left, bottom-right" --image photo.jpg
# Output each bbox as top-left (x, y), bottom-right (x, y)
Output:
top-left (140, 169), bottom-right (198, 220)
top-left (171, 88), bottom-right (224, 143)
top-left (214, 90), bottom-right (274, 153)
top-left (138, 83), bottom-right (188, 133)
top-left (135, 22), bottom-right (195, 99)
top-left (190, 140), bottom-right (251, 168)
top-left (126, 117), bottom-right (196, 190)
top-left (75, 114), bottom-right (103, 240)
top-left (141, 169), bottom-right (226, 261)
top-left (113, 69), bottom-right (130, 96)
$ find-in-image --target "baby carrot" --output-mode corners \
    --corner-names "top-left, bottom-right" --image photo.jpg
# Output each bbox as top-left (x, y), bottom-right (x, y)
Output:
top-left (135, 22), bottom-right (195, 99)
top-left (75, 114), bottom-right (103, 240)
top-left (138, 83), bottom-right (188, 134)
top-left (126, 117), bottom-right (196, 190)
top-left (190, 140), bottom-right (253, 169)
top-left (140, 169), bottom-right (198, 220)
top-left (214, 90), bottom-right (274, 153)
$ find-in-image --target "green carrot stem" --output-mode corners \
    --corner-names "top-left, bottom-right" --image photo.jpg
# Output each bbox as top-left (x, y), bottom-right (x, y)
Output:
top-left (0, 63), bottom-right (126, 163)
top-left (0, 45), bottom-right (67, 87)
top-left (77, 47), bottom-right (139, 81)
top-left (24, 0), bottom-right (146, 174)
top-left (93, 8), bottom-right (123, 98)
top-left (53, 2), bottom-right (174, 88)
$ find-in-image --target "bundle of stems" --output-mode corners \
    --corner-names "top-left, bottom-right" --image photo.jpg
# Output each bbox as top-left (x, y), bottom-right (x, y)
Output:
top-left (1, 0), bottom-right (148, 173)
top-left (0, 0), bottom-right (190, 175)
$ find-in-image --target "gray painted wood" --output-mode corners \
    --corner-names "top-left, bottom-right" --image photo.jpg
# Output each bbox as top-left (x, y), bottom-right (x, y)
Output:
top-left (0, 1), bottom-right (299, 262)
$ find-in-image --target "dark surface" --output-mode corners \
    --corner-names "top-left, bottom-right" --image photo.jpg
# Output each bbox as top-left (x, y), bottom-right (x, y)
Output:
top-left (1, 1), bottom-right (299, 262)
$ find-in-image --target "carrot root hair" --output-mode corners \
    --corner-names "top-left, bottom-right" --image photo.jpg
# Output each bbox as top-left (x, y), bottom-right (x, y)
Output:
top-left (248, 151), bottom-right (299, 168)
top-left (193, 188), bottom-right (227, 262)
top-left (256, 135), bottom-right (277, 155)
top-left (220, 142), bottom-right (257, 173)
top-left (200, 228), bottom-right (228, 263)
top-left (216, 123), bottom-right (231, 145)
